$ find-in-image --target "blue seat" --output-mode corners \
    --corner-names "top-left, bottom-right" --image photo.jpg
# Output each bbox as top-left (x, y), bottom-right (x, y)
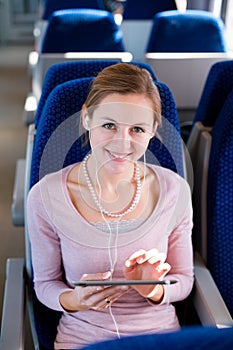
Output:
top-left (206, 88), bottom-right (233, 317)
top-left (182, 60), bottom-right (233, 143)
top-left (34, 60), bottom-right (157, 128)
top-left (120, 0), bottom-right (177, 61)
top-left (193, 60), bottom-right (233, 127)
top-left (82, 326), bottom-right (233, 350)
top-left (27, 74), bottom-right (184, 349)
top-left (5, 70), bottom-right (233, 350)
top-left (146, 10), bottom-right (227, 53)
top-left (123, 0), bottom-right (177, 20)
top-left (41, 9), bottom-right (125, 53)
top-left (187, 87), bottom-right (233, 319)
top-left (42, 0), bottom-right (104, 20)
top-left (28, 9), bottom-right (131, 123)
top-left (30, 77), bottom-right (183, 189)
top-left (34, 60), bottom-right (120, 127)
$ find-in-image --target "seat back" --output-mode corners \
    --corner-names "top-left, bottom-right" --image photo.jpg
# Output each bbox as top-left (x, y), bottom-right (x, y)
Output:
top-left (146, 10), bottom-right (227, 53)
top-left (34, 60), bottom-right (157, 124)
top-left (41, 9), bottom-right (124, 53)
top-left (123, 0), bottom-right (177, 20)
top-left (121, 0), bottom-right (177, 62)
top-left (82, 326), bottom-right (233, 350)
top-left (193, 60), bottom-right (233, 127)
top-left (27, 75), bottom-right (184, 349)
top-left (145, 53), bottom-right (233, 109)
top-left (42, 0), bottom-right (104, 20)
top-left (187, 122), bottom-right (212, 261)
top-left (206, 88), bottom-right (233, 317)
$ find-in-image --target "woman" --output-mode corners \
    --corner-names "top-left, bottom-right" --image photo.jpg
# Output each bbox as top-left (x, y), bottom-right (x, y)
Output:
top-left (27, 63), bottom-right (194, 349)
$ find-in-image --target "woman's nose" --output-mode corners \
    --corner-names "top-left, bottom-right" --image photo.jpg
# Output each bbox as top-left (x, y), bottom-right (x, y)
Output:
top-left (112, 126), bottom-right (131, 149)
top-left (117, 126), bottom-right (131, 140)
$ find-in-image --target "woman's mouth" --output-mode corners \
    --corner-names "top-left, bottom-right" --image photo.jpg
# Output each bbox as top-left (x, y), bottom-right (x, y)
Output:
top-left (107, 150), bottom-right (131, 162)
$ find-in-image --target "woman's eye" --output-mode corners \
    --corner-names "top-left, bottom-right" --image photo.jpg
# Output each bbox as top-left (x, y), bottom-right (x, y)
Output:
top-left (102, 123), bottom-right (116, 130)
top-left (132, 126), bottom-right (145, 133)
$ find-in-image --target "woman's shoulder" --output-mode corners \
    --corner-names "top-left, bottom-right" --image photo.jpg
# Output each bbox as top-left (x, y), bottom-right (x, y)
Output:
top-left (148, 164), bottom-right (191, 194)
top-left (149, 164), bottom-right (187, 182)
top-left (28, 163), bottom-right (78, 198)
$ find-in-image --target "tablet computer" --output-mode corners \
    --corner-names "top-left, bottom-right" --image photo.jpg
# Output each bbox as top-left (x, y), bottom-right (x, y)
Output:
top-left (73, 279), bottom-right (177, 287)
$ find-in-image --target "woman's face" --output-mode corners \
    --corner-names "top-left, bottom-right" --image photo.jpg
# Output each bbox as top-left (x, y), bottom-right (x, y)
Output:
top-left (84, 93), bottom-right (157, 174)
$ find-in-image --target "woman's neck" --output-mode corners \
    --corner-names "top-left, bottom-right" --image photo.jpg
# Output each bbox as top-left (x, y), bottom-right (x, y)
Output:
top-left (87, 156), bottom-right (136, 197)
top-left (82, 154), bottom-right (141, 216)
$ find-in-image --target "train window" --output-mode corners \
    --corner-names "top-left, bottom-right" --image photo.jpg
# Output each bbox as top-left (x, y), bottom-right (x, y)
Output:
top-left (224, 0), bottom-right (233, 50)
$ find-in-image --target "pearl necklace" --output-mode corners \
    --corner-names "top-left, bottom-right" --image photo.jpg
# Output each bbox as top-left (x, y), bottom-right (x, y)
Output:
top-left (82, 154), bottom-right (141, 218)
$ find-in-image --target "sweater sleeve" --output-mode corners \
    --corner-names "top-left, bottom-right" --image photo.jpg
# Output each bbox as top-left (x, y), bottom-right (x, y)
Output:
top-left (27, 179), bottom-right (72, 311)
top-left (160, 178), bottom-right (194, 305)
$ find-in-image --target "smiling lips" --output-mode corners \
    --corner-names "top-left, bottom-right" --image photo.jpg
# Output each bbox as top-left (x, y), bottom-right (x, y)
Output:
top-left (107, 150), bottom-right (131, 162)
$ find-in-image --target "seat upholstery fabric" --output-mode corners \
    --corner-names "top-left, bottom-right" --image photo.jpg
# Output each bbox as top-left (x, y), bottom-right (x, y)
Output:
top-left (123, 0), bottom-right (177, 20)
top-left (29, 75), bottom-right (183, 349)
top-left (34, 60), bottom-right (157, 128)
top-left (193, 60), bottom-right (233, 127)
top-left (207, 88), bottom-right (233, 317)
top-left (82, 326), bottom-right (233, 350)
top-left (146, 10), bottom-right (227, 53)
top-left (42, 0), bottom-right (104, 20)
top-left (41, 9), bottom-right (125, 53)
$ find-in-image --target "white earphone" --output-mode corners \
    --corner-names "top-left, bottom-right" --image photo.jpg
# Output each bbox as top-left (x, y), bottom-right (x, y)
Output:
top-left (84, 115), bottom-right (90, 130)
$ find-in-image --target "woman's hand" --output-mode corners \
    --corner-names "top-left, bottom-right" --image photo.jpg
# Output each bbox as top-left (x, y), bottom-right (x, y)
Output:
top-left (123, 249), bottom-right (171, 302)
top-left (59, 271), bottom-right (129, 312)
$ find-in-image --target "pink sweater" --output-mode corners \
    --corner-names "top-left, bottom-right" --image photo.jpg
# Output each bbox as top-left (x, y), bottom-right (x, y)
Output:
top-left (27, 164), bottom-right (194, 349)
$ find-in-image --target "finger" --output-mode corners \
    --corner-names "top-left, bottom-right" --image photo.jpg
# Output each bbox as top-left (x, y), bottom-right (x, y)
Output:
top-left (103, 288), bottom-right (129, 308)
top-left (125, 249), bottom-right (146, 267)
top-left (90, 287), bottom-right (129, 310)
top-left (81, 271), bottom-right (111, 281)
top-left (156, 263), bottom-right (171, 280)
top-left (148, 252), bottom-right (166, 265)
top-left (157, 262), bottom-right (171, 272)
top-left (136, 248), bottom-right (160, 264)
top-left (104, 292), bottom-right (127, 308)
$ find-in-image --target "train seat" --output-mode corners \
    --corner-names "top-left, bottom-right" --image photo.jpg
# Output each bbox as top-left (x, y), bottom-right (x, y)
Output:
top-left (17, 60), bottom-right (157, 227)
top-left (181, 60), bottom-right (233, 143)
top-left (23, 59), bottom-right (156, 126)
top-left (5, 71), bottom-right (233, 349)
top-left (192, 60), bottom-right (233, 127)
top-left (42, 0), bottom-right (104, 20)
top-left (76, 326), bottom-right (233, 350)
top-left (147, 10), bottom-right (227, 53)
top-left (29, 8), bottom-right (132, 99)
top-left (181, 59), bottom-right (233, 142)
top-left (41, 9), bottom-right (124, 53)
top-left (123, 0), bottom-right (177, 20)
top-left (145, 10), bottom-right (232, 110)
top-left (206, 89), bottom-right (233, 317)
top-left (16, 75), bottom-right (184, 349)
top-left (121, 0), bottom-right (177, 62)
top-left (34, 0), bottom-right (105, 51)
top-left (27, 8), bottom-right (133, 126)
top-left (187, 87), bottom-right (233, 320)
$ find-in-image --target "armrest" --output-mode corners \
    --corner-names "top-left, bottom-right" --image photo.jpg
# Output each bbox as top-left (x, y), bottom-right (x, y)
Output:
top-left (0, 258), bottom-right (26, 350)
top-left (194, 252), bottom-right (233, 327)
top-left (23, 93), bottom-right (37, 125)
top-left (11, 159), bottom-right (25, 227)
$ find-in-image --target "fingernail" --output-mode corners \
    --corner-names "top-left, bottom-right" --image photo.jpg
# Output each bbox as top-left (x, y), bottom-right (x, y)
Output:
top-left (125, 260), bottom-right (131, 267)
top-left (121, 285), bottom-right (129, 290)
top-left (102, 271), bottom-right (111, 278)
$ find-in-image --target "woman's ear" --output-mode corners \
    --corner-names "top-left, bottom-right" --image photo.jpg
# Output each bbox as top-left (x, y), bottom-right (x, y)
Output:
top-left (81, 105), bottom-right (90, 130)
top-left (84, 115), bottom-right (90, 130)
top-left (151, 121), bottom-right (158, 138)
